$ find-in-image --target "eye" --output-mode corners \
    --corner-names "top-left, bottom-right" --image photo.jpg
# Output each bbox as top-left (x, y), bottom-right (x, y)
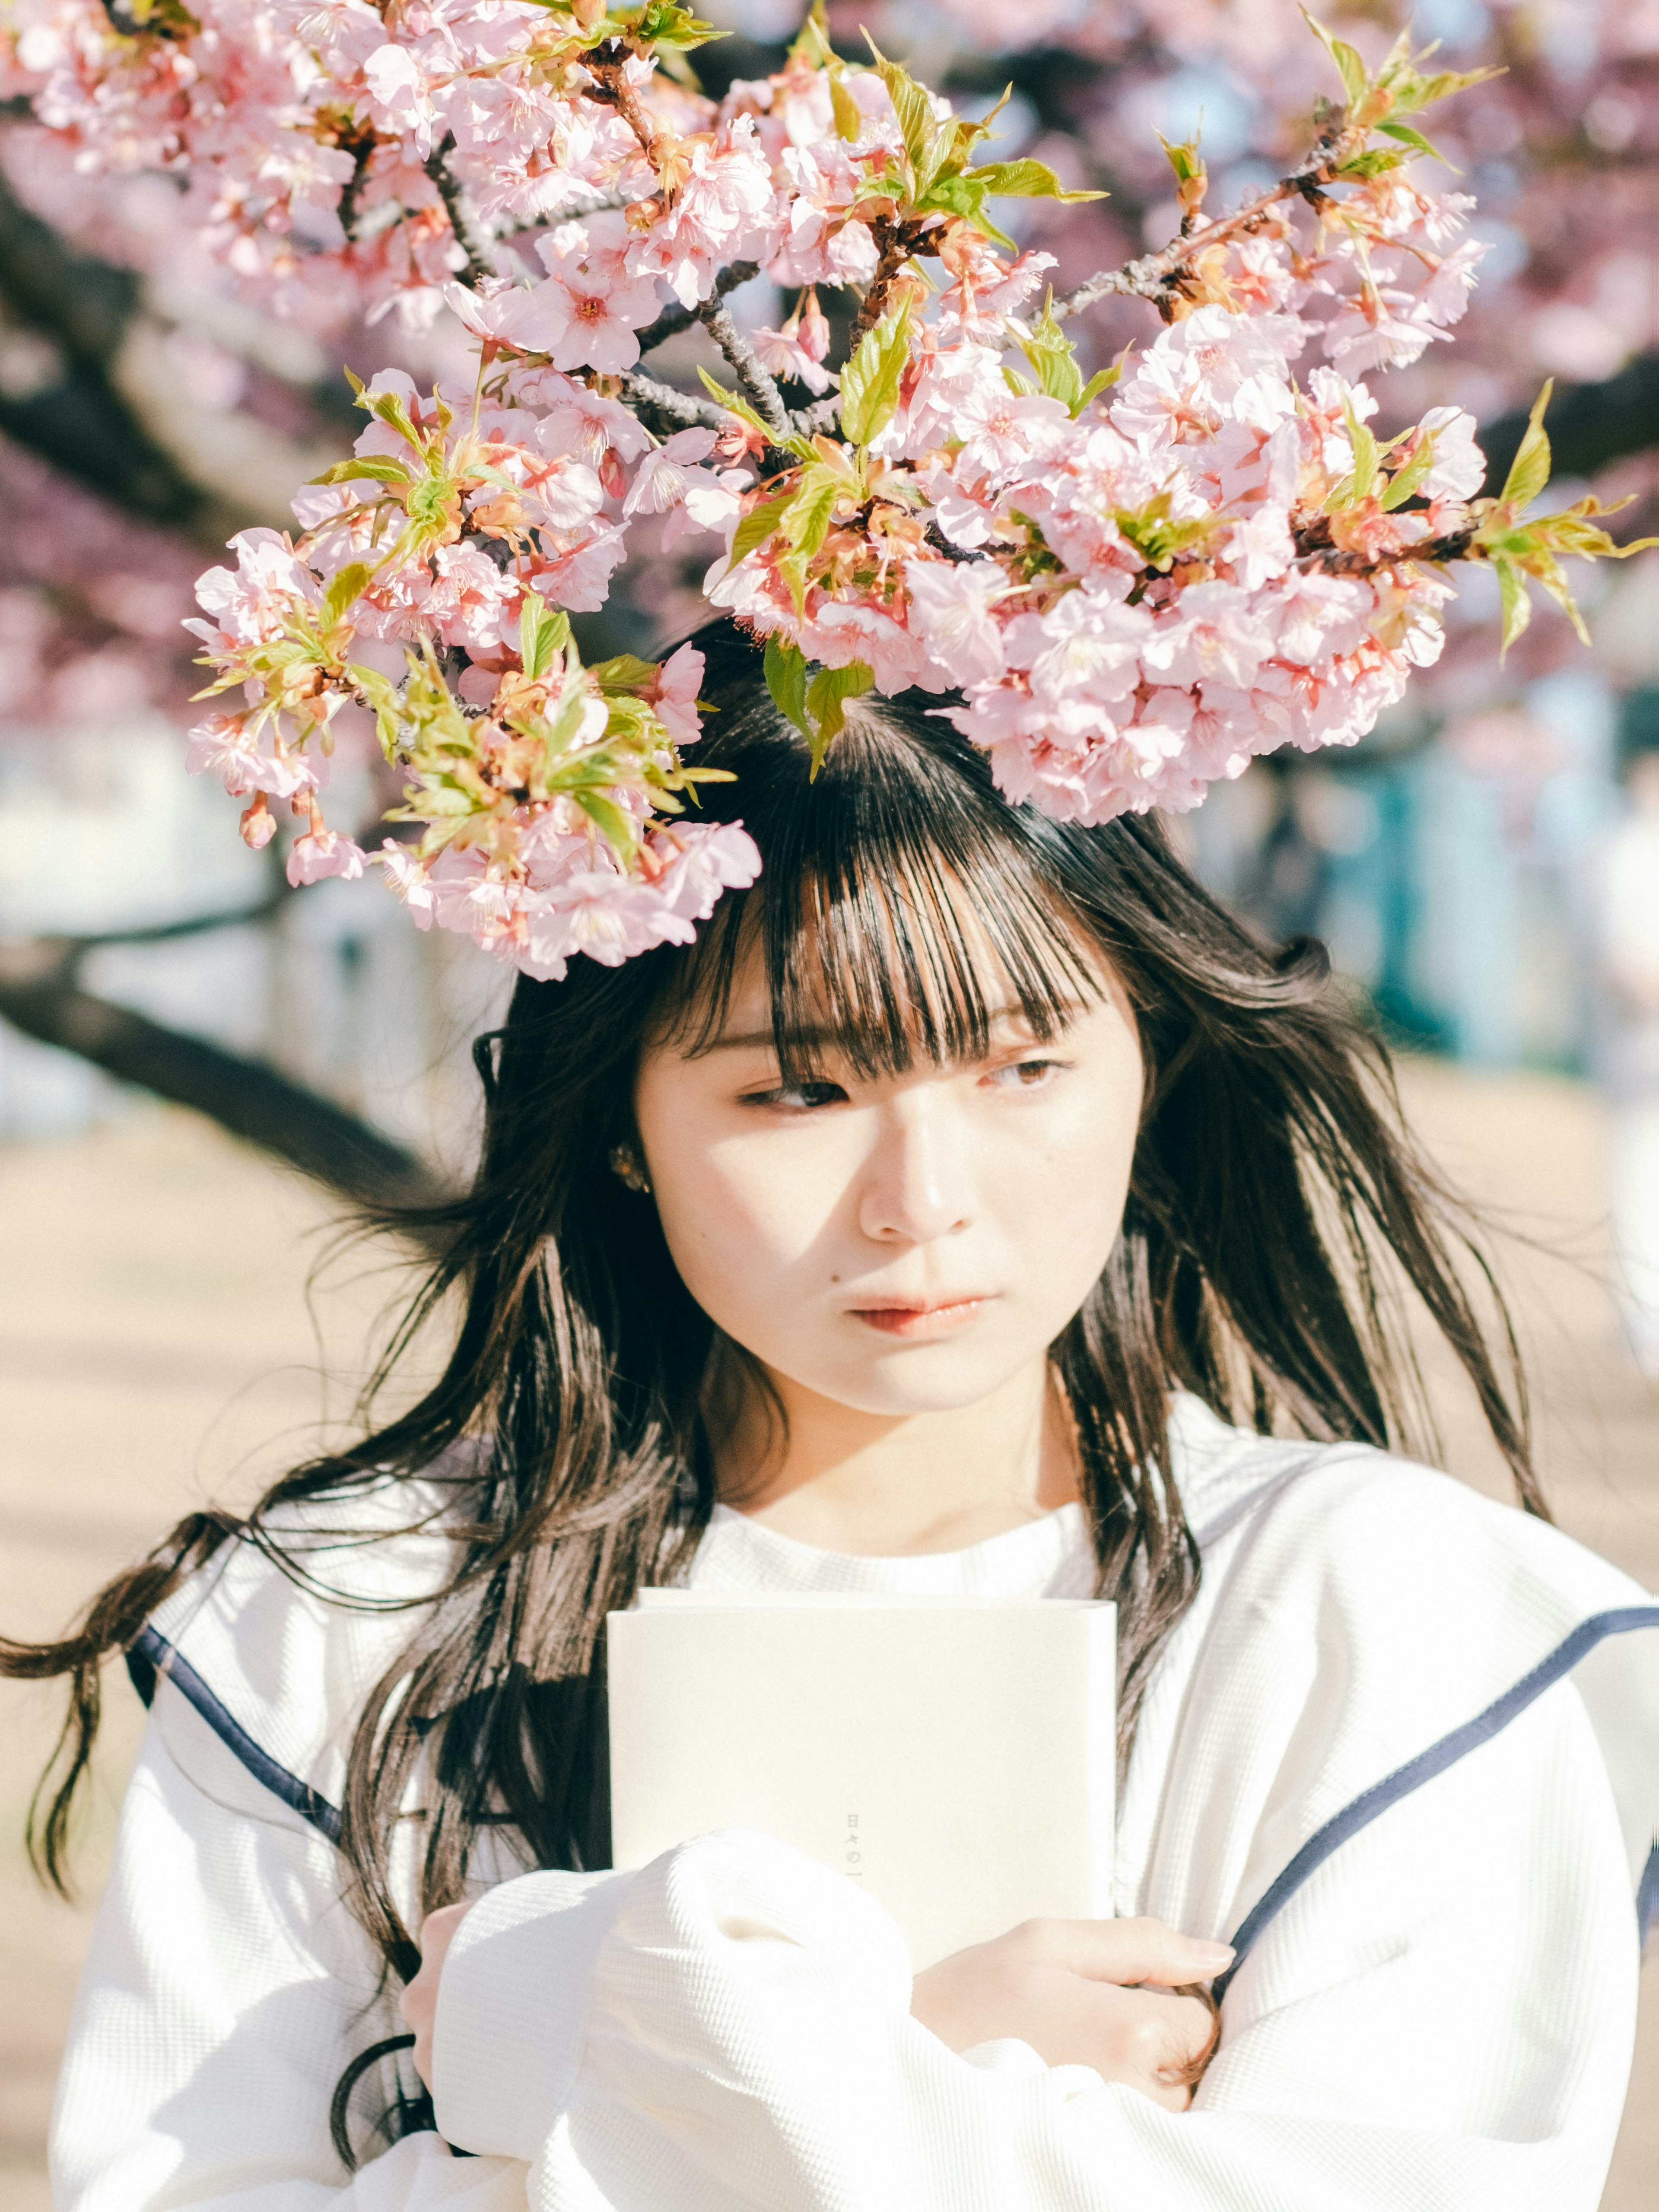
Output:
top-left (984, 1056), bottom-right (1066, 1091)
top-left (740, 1079), bottom-right (849, 1111)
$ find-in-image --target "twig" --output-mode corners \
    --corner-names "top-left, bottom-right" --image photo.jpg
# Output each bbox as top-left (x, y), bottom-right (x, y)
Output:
top-left (635, 261), bottom-right (759, 356)
top-left (696, 296), bottom-right (789, 438)
top-left (1054, 121), bottom-right (1351, 324)
top-left (337, 128), bottom-right (379, 247)
top-left (850, 220), bottom-right (926, 344)
top-left (620, 371), bottom-right (731, 437)
top-left (424, 140), bottom-right (496, 292)
top-left (788, 394), bottom-right (842, 439)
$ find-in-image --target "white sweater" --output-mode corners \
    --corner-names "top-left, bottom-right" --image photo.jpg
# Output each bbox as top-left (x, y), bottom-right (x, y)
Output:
top-left (51, 1396), bottom-right (1659, 2212)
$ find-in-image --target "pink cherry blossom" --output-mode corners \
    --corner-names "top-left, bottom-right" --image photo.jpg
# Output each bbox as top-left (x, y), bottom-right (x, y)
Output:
top-left (624, 428), bottom-right (720, 517)
top-left (287, 829), bottom-right (368, 887)
top-left (651, 643), bottom-right (706, 748)
top-left (904, 559), bottom-right (1008, 686)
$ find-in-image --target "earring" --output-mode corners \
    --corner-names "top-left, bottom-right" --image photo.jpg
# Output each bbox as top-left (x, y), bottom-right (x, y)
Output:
top-left (608, 1144), bottom-right (652, 1196)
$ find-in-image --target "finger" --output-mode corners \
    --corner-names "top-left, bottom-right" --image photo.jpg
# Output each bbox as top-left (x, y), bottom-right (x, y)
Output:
top-left (1069, 1985), bottom-right (1214, 2108)
top-left (1016, 1916), bottom-right (1234, 1988)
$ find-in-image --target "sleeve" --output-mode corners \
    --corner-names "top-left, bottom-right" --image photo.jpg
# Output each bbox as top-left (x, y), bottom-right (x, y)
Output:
top-left (429, 1678), bottom-right (1642, 2212)
top-left (50, 1680), bottom-right (544, 2212)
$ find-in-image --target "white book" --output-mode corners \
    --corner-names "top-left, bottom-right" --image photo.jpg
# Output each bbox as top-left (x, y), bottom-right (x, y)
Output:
top-left (607, 1592), bottom-right (1116, 1969)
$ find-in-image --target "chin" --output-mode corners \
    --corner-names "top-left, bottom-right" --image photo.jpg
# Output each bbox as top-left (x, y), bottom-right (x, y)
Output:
top-left (818, 1344), bottom-right (1033, 1418)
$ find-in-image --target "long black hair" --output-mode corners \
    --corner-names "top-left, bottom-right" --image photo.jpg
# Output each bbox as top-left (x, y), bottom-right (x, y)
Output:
top-left (4, 617), bottom-right (1540, 2148)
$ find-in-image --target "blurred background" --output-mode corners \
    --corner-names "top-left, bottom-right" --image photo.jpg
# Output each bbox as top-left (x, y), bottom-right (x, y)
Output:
top-left (0, 0), bottom-right (1655, 2204)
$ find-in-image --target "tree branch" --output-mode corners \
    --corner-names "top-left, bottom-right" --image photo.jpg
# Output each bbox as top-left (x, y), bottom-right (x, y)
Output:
top-left (788, 393), bottom-right (842, 439)
top-left (0, 938), bottom-right (454, 1233)
top-left (619, 370), bottom-right (732, 438)
top-left (634, 261), bottom-right (759, 356)
top-left (1054, 121), bottom-right (1349, 324)
top-left (696, 296), bottom-right (789, 438)
top-left (0, 161), bottom-right (213, 535)
top-left (424, 141), bottom-right (496, 291)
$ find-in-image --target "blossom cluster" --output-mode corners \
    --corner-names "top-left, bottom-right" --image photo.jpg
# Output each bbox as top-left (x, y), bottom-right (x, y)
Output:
top-left (16, 2), bottom-right (1641, 977)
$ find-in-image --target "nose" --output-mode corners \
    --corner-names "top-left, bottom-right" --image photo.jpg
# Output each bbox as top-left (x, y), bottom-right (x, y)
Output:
top-left (856, 1092), bottom-right (973, 1246)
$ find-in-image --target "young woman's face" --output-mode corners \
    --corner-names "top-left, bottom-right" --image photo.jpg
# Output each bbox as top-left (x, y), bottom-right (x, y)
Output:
top-left (632, 918), bottom-right (1144, 1419)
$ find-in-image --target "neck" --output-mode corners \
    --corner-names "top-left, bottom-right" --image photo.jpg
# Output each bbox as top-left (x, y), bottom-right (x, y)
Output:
top-left (712, 1355), bottom-right (1080, 1557)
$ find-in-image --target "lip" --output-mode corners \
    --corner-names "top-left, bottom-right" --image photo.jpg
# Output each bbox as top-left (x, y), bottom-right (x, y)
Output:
top-left (849, 1297), bottom-right (992, 1341)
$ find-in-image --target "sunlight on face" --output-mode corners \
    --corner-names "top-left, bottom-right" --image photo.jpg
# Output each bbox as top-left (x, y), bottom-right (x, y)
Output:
top-left (632, 919), bottom-right (1144, 1421)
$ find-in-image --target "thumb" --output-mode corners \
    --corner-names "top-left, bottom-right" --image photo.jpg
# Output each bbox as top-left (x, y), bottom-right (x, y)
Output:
top-left (1042, 1915), bottom-right (1235, 1988)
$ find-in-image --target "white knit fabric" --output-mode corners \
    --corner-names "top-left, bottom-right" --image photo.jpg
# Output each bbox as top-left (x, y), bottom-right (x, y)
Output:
top-left (51, 1396), bottom-right (1659, 2212)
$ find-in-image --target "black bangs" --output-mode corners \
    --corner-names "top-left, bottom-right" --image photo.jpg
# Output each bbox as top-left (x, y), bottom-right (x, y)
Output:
top-left (645, 632), bottom-right (1103, 1081)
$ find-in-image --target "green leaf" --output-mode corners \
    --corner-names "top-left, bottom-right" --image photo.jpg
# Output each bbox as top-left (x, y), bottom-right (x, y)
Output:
top-left (803, 661), bottom-right (875, 775)
top-left (763, 632), bottom-right (812, 740)
top-left (1014, 292), bottom-right (1085, 410)
top-left (1334, 148), bottom-right (1406, 179)
top-left (1002, 363), bottom-right (1038, 397)
top-left (775, 545), bottom-right (813, 615)
top-left (1529, 550), bottom-right (1592, 645)
top-left (310, 456), bottom-right (416, 488)
top-left (570, 788), bottom-right (640, 859)
top-left (780, 469), bottom-right (840, 562)
top-left (729, 487), bottom-right (797, 569)
top-left (838, 297), bottom-right (912, 450)
top-left (1300, 7), bottom-right (1369, 107)
top-left (588, 652), bottom-right (661, 692)
top-left (1499, 381), bottom-right (1554, 512)
top-left (830, 73), bottom-right (862, 141)
top-left (519, 591), bottom-right (570, 680)
top-left (965, 158), bottom-right (1105, 204)
top-left (918, 172), bottom-right (1014, 249)
top-left (1159, 133), bottom-right (1205, 187)
top-left (696, 368), bottom-right (778, 447)
top-left (788, 0), bottom-right (832, 64)
top-left (1376, 118), bottom-right (1452, 164)
top-left (1494, 558), bottom-right (1530, 657)
top-left (322, 562), bottom-right (373, 632)
top-left (696, 376), bottom-right (815, 464)
top-left (1338, 401), bottom-right (1380, 507)
top-left (1075, 348), bottom-right (1131, 416)
top-left (1379, 430), bottom-right (1436, 512)
top-left (613, 1), bottom-right (722, 53)
top-left (862, 36), bottom-right (938, 178)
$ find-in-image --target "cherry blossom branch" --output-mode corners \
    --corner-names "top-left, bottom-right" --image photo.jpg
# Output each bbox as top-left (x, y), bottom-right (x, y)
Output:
top-left (851, 219), bottom-right (928, 343)
top-left (424, 141), bottom-right (496, 291)
top-left (696, 296), bottom-right (790, 438)
top-left (634, 261), bottom-right (759, 356)
top-left (619, 370), bottom-right (731, 437)
top-left (789, 393), bottom-right (843, 438)
top-left (336, 126), bottom-right (380, 245)
top-left (1054, 118), bottom-right (1351, 322)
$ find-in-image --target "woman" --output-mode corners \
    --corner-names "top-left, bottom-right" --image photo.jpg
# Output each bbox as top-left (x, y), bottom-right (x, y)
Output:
top-left (12, 621), bottom-right (1656, 2212)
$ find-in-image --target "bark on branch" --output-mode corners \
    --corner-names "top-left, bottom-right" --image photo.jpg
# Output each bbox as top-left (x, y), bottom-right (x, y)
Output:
top-left (696, 296), bottom-right (789, 438)
top-left (0, 938), bottom-right (454, 1236)
top-left (620, 370), bottom-right (732, 437)
top-left (1054, 120), bottom-right (1350, 324)
top-left (634, 262), bottom-right (759, 357)
top-left (424, 140), bottom-right (497, 291)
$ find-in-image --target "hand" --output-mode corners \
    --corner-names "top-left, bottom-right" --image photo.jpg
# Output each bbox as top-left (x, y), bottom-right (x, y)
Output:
top-left (399, 1901), bottom-right (476, 2091)
top-left (909, 1916), bottom-right (1232, 2113)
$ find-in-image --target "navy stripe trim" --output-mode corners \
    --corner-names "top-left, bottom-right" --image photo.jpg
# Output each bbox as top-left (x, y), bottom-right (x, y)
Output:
top-left (1213, 1603), bottom-right (1659, 2005)
top-left (1639, 1842), bottom-right (1659, 1951)
top-left (131, 1622), bottom-right (343, 1846)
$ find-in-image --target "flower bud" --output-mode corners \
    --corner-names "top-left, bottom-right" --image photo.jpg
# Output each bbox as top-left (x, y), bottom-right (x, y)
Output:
top-left (239, 794), bottom-right (277, 850)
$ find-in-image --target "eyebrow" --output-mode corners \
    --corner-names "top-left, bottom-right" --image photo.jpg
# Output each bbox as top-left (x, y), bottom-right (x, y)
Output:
top-left (701, 1002), bottom-right (1083, 1053)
